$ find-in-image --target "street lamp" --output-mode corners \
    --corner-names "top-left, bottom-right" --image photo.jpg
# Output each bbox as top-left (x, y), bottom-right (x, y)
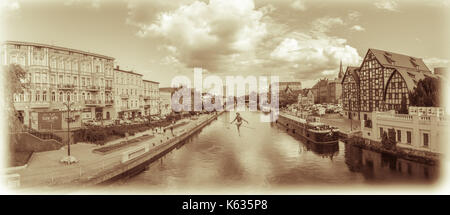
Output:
top-left (60, 99), bottom-right (78, 164)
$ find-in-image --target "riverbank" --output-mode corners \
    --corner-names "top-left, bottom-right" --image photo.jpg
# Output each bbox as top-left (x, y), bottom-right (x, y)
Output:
top-left (8, 112), bottom-right (222, 190)
top-left (343, 136), bottom-right (440, 166)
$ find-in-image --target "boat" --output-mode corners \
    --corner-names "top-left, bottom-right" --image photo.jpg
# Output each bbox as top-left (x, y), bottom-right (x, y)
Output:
top-left (276, 112), bottom-right (339, 144)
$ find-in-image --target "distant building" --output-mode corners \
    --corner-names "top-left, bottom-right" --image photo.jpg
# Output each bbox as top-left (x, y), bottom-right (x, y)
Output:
top-left (159, 87), bottom-right (176, 117)
top-left (311, 61), bottom-right (343, 104)
top-left (434, 67), bottom-right (448, 77)
top-left (342, 48), bottom-right (437, 121)
top-left (297, 89), bottom-right (314, 106)
top-left (143, 80), bottom-right (160, 116)
top-left (278, 81), bottom-right (302, 92)
top-left (114, 66), bottom-right (143, 119)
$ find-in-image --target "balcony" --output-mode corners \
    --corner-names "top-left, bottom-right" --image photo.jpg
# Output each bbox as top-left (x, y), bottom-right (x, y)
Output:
top-left (30, 102), bottom-right (51, 109)
top-left (120, 94), bottom-right (129, 99)
top-left (144, 104), bottom-right (150, 108)
top-left (85, 100), bottom-right (103, 106)
top-left (58, 84), bottom-right (76, 90)
top-left (85, 85), bottom-right (100, 92)
top-left (144, 96), bottom-right (151, 100)
top-left (105, 86), bottom-right (113, 92)
top-left (105, 100), bottom-right (114, 106)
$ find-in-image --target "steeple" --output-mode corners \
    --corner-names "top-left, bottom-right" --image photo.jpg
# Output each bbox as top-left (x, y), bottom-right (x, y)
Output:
top-left (338, 60), bottom-right (343, 79)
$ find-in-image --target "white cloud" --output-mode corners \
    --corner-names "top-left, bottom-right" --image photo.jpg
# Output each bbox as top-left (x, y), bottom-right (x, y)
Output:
top-left (132, 0), bottom-right (267, 72)
top-left (350, 25), bottom-right (365, 31)
top-left (374, 0), bottom-right (399, 11)
top-left (270, 33), bottom-right (361, 79)
top-left (291, 0), bottom-right (306, 11)
top-left (424, 57), bottom-right (450, 69)
top-left (1, 0), bottom-right (20, 11)
top-left (347, 11), bottom-right (361, 21)
top-left (311, 17), bottom-right (344, 33)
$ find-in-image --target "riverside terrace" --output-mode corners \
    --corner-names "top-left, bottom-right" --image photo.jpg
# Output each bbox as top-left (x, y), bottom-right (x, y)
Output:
top-left (5, 112), bottom-right (222, 191)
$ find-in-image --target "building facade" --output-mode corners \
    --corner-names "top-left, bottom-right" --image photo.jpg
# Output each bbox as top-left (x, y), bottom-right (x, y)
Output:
top-left (361, 107), bottom-right (448, 154)
top-left (342, 48), bottom-right (434, 121)
top-left (1, 41), bottom-right (115, 129)
top-left (143, 80), bottom-right (160, 116)
top-left (342, 66), bottom-right (361, 119)
top-left (159, 88), bottom-right (174, 117)
top-left (113, 66), bottom-right (143, 119)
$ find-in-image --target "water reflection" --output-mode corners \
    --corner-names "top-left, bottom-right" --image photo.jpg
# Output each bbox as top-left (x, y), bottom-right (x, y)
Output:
top-left (344, 143), bottom-right (438, 183)
top-left (114, 111), bottom-right (438, 191)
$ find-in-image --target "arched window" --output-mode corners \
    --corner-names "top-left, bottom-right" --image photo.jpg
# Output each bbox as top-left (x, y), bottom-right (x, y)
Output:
top-left (51, 92), bottom-right (56, 102)
top-left (42, 91), bottom-right (47, 102)
top-left (67, 92), bottom-right (71, 101)
top-left (35, 91), bottom-right (40, 102)
top-left (74, 92), bottom-right (78, 101)
top-left (82, 92), bottom-right (86, 101)
top-left (59, 92), bottom-right (63, 102)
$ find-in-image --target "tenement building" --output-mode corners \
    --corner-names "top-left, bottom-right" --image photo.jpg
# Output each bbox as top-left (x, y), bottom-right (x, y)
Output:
top-left (143, 80), bottom-right (160, 116)
top-left (342, 48), bottom-right (435, 120)
top-left (1, 41), bottom-right (115, 129)
top-left (114, 66), bottom-right (143, 119)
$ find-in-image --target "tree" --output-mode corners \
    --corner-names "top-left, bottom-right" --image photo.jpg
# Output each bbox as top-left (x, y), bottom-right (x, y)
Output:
top-left (399, 95), bottom-right (408, 114)
top-left (409, 77), bottom-right (442, 107)
top-left (381, 129), bottom-right (397, 150)
top-left (2, 64), bottom-right (29, 152)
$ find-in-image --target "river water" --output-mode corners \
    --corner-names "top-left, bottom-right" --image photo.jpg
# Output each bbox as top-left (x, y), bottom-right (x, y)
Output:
top-left (110, 111), bottom-right (438, 193)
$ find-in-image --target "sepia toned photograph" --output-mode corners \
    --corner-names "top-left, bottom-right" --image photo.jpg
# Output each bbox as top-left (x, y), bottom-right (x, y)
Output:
top-left (0, 0), bottom-right (449, 195)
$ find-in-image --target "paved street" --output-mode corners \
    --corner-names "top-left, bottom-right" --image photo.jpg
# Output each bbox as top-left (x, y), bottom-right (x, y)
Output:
top-left (12, 114), bottom-right (214, 189)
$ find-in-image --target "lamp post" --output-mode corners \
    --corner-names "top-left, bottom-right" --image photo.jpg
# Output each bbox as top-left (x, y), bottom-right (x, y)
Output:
top-left (61, 100), bottom-right (77, 164)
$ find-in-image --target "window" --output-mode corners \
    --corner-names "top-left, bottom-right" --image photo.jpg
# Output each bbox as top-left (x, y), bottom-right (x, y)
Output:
top-left (423, 133), bottom-right (429, 147)
top-left (397, 130), bottom-right (401, 142)
top-left (380, 127), bottom-right (383, 137)
top-left (51, 92), bottom-right (56, 102)
top-left (42, 91), bottom-right (47, 102)
top-left (407, 131), bottom-right (411, 144)
top-left (59, 92), bottom-right (63, 102)
top-left (35, 91), bottom-right (40, 101)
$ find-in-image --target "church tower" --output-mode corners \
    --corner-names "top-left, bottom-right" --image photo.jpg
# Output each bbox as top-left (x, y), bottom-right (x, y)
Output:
top-left (338, 60), bottom-right (344, 79)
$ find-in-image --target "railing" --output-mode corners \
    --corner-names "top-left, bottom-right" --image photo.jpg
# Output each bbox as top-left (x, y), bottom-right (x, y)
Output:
top-left (105, 86), bottom-right (113, 91)
top-left (419, 116), bottom-right (431, 121)
top-left (120, 94), bottom-right (129, 99)
top-left (85, 100), bottom-right (102, 105)
top-left (85, 85), bottom-right (99, 91)
top-left (105, 100), bottom-right (114, 105)
top-left (21, 127), bottom-right (63, 143)
top-left (377, 113), bottom-right (413, 121)
top-left (57, 84), bottom-right (76, 89)
top-left (144, 96), bottom-right (151, 100)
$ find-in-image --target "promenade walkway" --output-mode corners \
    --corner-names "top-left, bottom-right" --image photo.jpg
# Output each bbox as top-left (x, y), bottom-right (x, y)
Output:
top-left (10, 114), bottom-right (215, 190)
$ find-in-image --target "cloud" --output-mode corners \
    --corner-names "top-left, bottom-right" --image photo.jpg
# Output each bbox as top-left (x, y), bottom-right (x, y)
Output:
top-left (424, 57), bottom-right (450, 69)
top-left (290, 0), bottom-right (306, 11)
top-left (0, 0), bottom-right (20, 11)
top-left (311, 17), bottom-right (344, 34)
top-left (347, 11), bottom-right (361, 21)
top-left (350, 25), bottom-right (365, 31)
top-left (269, 33), bottom-right (361, 80)
top-left (374, 0), bottom-right (398, 11)
top-left (64, 0), bottom-right (102, 8)
top-left (130, 0), bottom-right (267, 72)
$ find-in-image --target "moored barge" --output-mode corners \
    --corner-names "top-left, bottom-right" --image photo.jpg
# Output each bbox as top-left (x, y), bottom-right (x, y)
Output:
top-left (276, 113), bottom-right (339, 144)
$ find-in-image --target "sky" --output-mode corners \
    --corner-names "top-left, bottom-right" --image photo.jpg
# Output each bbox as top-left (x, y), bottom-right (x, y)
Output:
top-left (1, 0), bottom-right (449, 88)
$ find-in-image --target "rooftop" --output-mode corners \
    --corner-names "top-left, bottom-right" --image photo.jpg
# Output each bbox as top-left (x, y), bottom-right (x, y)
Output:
top-left (3, 40), bottom-right (115, 60)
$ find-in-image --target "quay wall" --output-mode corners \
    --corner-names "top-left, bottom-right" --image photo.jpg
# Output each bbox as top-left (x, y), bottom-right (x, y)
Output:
top-left (79, 112), bottom-right (223, 186)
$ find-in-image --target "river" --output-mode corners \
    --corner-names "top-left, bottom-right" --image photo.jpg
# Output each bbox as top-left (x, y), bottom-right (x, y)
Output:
top-left (109, 111), bottom-right (438, 193)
